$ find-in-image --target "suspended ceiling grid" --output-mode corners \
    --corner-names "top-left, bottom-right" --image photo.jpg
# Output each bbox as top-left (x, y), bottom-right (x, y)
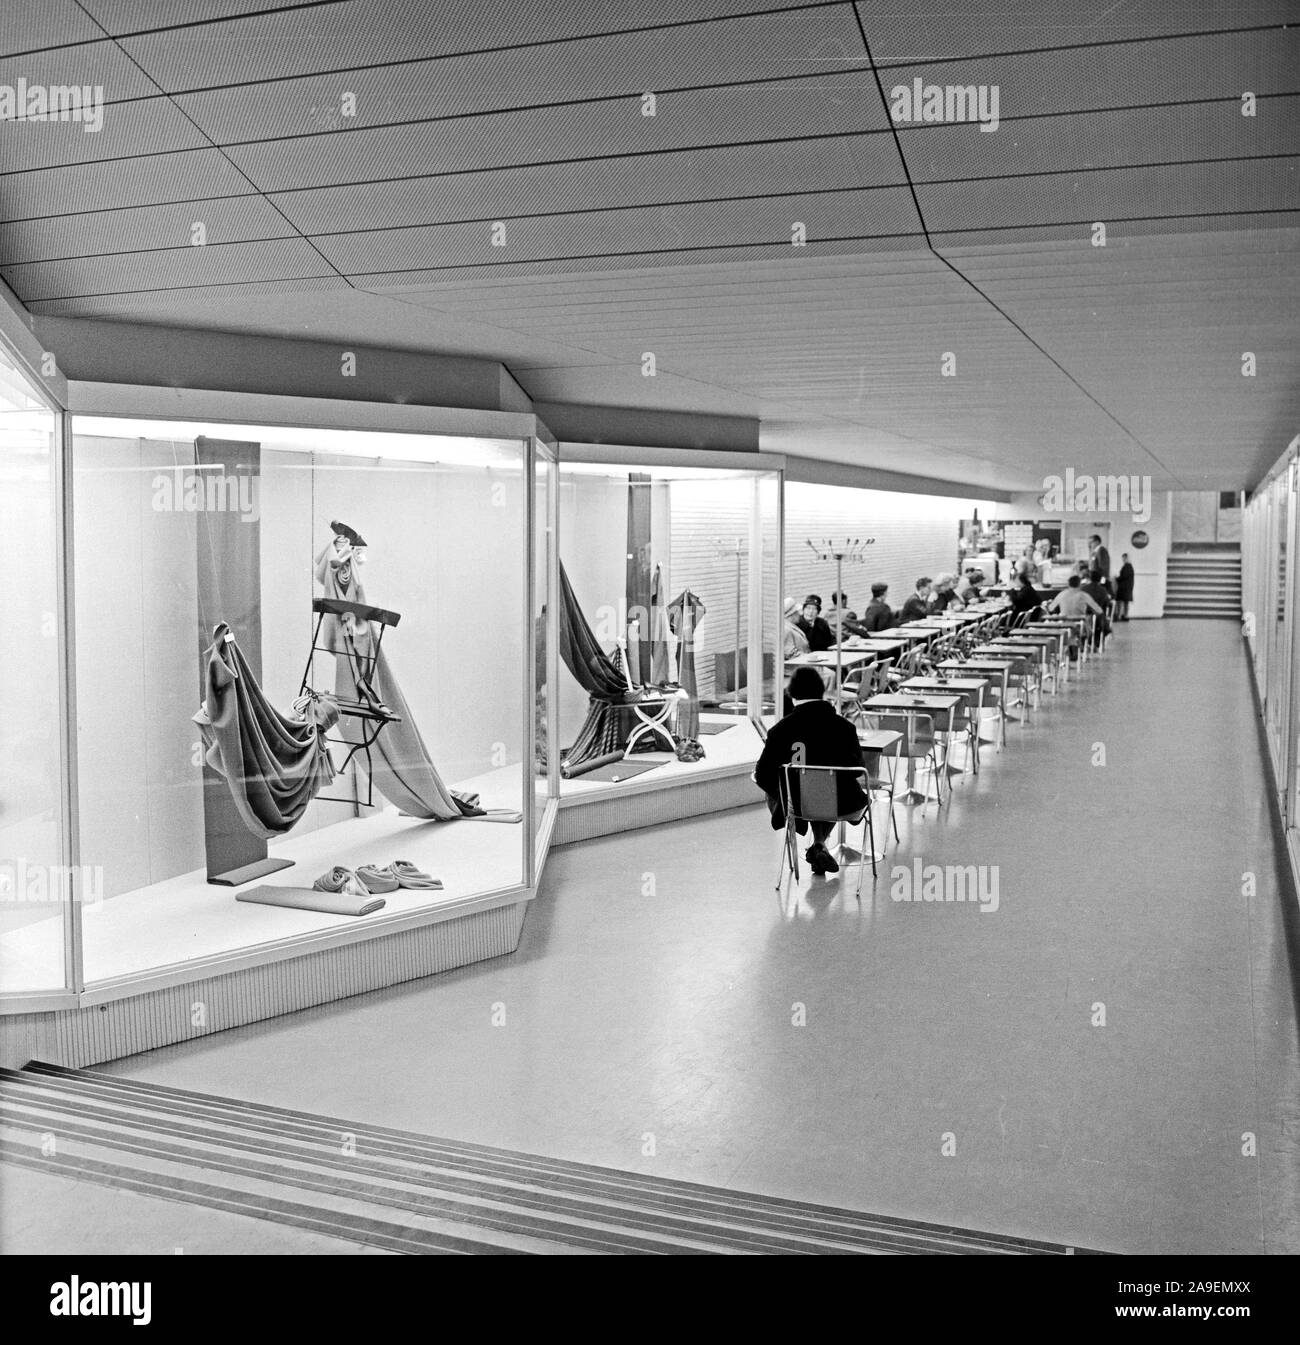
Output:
top-left (1, 0), bottom-right (1297, 490)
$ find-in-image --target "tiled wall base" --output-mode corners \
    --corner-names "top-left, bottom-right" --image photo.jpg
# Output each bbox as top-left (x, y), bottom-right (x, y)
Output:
top-left (0, 901), bottom-right (528, 1070)
top-left (553, 770), bottom-right (759, 847)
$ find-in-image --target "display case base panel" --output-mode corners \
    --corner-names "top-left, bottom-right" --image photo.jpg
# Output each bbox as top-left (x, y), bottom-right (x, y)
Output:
top-left (0, 799), bottom-right (526, 989)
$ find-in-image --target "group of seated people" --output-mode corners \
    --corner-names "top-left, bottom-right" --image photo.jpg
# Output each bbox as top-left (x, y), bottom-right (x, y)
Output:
top-left (782, 571), bottom-right (992, 658)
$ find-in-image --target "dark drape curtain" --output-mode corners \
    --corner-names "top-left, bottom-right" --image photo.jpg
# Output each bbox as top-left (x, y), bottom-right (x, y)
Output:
top-left (194, 623), bottom-right (336, 839)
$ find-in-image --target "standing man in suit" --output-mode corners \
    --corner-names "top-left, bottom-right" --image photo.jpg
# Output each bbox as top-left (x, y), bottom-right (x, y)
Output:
top-left (1088, 534), bottom-right (1111, 580)
top-left (754, 666), bottom-right (871, 876)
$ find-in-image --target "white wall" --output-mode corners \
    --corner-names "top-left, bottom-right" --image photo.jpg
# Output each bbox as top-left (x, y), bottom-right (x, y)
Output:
top-left (783, 483), bottom-right (991, 620)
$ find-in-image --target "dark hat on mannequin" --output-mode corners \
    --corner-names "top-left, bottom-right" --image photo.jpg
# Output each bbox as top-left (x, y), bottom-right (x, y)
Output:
top-left (330, 519), bottom-right (367, 547)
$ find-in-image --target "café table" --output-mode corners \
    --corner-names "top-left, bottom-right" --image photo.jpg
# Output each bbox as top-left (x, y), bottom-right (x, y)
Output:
top-left (937, 658), bottom-right (1016, 745)
top-left (996, 632), bottom-right (1065, 690)
top-left (973, 643), bottom-right (1044, 710)
top-left (863, 691), bottom-right (963, 805)
top-left (901, 676), bottom-right (988, 775)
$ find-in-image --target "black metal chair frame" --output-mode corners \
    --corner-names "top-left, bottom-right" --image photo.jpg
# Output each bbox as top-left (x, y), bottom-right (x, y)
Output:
top-left (298, 596), bottom-right (402, 808)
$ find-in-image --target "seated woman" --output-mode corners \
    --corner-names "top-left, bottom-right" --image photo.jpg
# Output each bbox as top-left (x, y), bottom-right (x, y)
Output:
top-left (1010, 571), bottom-right (1043, 618)
top-left (930, 574), bottom-right (961, 612)
top-left (796, 596), bottom-right (835, 652)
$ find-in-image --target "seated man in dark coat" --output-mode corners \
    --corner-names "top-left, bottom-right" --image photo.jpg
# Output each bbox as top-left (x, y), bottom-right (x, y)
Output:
top-left (897, 577), bottom-right (932, 624)
top-left (860, 583), bottom-right (895, 633)
top-left (754, 666), bottom-right (871, 876)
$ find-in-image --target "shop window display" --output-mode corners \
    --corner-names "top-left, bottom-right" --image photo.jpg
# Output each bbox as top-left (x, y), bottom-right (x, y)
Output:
top-left (556, 463), bottom-right (779, 793)
top-left (0, 347), bottom-right (66, 995)
top-left (66, 417), bottom-right (532, 983)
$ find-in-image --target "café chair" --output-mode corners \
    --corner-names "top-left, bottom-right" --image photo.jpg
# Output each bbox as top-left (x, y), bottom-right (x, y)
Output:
top-left (776, 764), bottom-right (878, 897)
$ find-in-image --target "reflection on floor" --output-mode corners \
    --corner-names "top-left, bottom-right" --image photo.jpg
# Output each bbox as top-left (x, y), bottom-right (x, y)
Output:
top-left (560, 714), bottom-right (760, 795)
top-left (0, 782), bottom-right (527, 986)
top-left (83, 621), bottom-right (1300, 1254)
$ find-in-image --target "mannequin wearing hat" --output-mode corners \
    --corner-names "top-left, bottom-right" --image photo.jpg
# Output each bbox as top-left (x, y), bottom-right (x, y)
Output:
top-left (313, 520), bottom-right (376, 696)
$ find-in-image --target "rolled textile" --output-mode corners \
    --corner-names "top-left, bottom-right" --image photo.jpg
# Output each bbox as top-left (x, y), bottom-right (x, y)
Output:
top-left (193, 623), bottom-right (336, 840)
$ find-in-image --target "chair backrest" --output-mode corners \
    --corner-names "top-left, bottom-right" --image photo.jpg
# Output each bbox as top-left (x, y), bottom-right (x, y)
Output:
top-left (874, 710), bottom-right (935, 754)
top-left (782, 764), bottom-right (858, 822)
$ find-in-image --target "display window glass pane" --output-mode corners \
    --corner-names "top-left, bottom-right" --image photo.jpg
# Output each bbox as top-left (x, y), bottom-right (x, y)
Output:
top-left (0, 347), bottom-right (66, 994)
top-left (69, 416), bottom-right (528, 983)
top-left (533, 450), bottom-right (556, 853)
top-left (556, 464), bottom-right (778, 794)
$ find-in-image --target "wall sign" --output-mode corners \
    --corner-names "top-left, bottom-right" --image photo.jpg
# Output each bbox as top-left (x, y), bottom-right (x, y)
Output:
top-left (1131, 529), bottom-right (1150, 549)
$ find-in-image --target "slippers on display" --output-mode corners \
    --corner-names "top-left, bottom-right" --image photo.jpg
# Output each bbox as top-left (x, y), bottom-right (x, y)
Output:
top-left (354, 864), bottom-right (400, 894)
top-left (384, 860), bottom-right (443, 890)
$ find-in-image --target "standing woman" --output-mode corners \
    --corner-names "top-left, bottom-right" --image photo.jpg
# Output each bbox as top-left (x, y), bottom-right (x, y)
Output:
top-left (1114, 553), bottom-right (1135, 621)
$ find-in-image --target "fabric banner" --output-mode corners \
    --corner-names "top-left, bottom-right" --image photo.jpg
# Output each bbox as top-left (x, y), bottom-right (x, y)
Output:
top-left (626, 474), bottom-right (653, 684)
top-left (668, 589), bottom-right (706, 741)
top-left (194, 437), bottom-right (269, 878)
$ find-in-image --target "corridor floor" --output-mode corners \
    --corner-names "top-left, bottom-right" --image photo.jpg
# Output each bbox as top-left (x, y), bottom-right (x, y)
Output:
top-left (55, 621), bottom-right (1300, 1253)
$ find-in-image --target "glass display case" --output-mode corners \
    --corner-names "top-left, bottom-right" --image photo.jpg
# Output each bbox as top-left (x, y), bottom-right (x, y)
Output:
top-left (0, 345), bottom-right (69, 999)
top-left (555, 459), bottom-right (780, 795)
top-left (59, 413), bottom-right (535, 987)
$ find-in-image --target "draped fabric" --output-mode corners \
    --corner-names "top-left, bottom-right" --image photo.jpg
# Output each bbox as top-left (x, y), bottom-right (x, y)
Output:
top-left (561, 699), bottom-right (625, 776)
top-left (668, 589), bottom-right (707, 741)
top-left (194, 623), bottom-right (336, 839)
top-left (558, 560), bottom-right (625, 698)
top-left (314, 544), bottom-right (520, 823)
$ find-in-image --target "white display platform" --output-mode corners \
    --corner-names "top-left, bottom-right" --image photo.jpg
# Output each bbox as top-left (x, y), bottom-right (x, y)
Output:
top-left (560, 715), bottom-right (761, 795)
top-left (1, 776), bottom-right (528, 990)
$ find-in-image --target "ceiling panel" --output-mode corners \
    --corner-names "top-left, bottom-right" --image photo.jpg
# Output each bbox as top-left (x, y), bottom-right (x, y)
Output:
top-left (879, 29), bottom-right (1299, 120)
top-left (27, 273), bottom-right (351, 317)
top-left (899, 97), bottom-right (1300, 182)
top-left (0, 148), bottom-right (255, 219)
top-left (863, 0), bottom-right (1295, 64)
top-left (1, 0), bottom-right (104, 56)
top-left (0, 193), bottom-right (299, 265)
top-left (271, 134), bottom-right (906, 234)
top-left (117, 0), bottom-right (806, 92)
top-left (0, 39), bottom-right (161, 104)
top-left (315, 187), bottom-right (919, 274)
top-left (223, 71), bottom-right (889, 192)
top-left (79, 0), bottom-right (321, 35)
top-left (0, 98), bottom-right (208, 173)
top-left (918, 159), bottom-right (1299, 234)
top-left (3, 236), bottom-right (333, 302)
top-left (173, 5), bottom-right (866, 143)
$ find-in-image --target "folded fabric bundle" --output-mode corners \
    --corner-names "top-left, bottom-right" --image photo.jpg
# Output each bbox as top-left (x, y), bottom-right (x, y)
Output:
top-left (238, 885), bottom-right (385, 917)
top-left (313, 865), bottom-right (370, 896)
top-left (354, 864), bottom-right (400, 894)
top-left (384, 860), bottom-right (443, 890)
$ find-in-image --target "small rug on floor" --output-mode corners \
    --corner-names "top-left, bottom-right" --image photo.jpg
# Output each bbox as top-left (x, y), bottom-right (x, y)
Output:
top-left (575, 759), bottom-right (667, 783)
top-left (696, 720), bottom-right (741, 735)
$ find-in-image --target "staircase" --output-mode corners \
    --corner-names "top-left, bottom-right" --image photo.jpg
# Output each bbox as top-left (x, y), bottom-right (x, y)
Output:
top-left (0, 1063), bottom-right (1101, 1255)
top-left (1164, 547), bottom-right (1241, 618)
